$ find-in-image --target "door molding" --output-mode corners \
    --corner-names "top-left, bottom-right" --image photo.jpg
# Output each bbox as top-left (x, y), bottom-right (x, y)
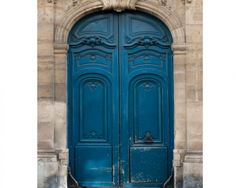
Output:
top-left (55, 0), bottom-right (185, 45)
top-left (53, 1), bottom-right (187, 187)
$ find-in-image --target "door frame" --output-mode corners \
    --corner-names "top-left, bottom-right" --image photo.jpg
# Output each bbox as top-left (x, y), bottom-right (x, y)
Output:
top-left (53, 1), bottom-right (187, 187)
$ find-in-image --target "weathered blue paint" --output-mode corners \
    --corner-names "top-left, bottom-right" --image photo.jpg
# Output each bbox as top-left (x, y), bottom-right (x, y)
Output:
top-left (68, 11), bottom-right (174, 188)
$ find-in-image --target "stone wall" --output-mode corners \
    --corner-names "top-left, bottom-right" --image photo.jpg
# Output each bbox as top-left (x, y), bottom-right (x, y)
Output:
top-left (38, 0), bottom-right (202, 187)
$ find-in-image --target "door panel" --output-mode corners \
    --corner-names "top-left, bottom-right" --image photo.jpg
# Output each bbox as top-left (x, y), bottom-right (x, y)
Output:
top-left (68, 12), bottom-right (119, 187)
top-left (77, 75), bottom-right (110, 143)
top-left (130, 147), bottom-right (167, 184)
top-left (130, 76), bottom-right (163, 144)
top-left (75, 146), bottom-right (113, 184)
top-left (68, 11), bottom-right (173, 188)
top-left (119, 12), bottom-right (173, 187)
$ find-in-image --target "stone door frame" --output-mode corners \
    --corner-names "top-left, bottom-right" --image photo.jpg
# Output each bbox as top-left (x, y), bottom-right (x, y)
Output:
top-left (53, 0), bottom-right (187, 186)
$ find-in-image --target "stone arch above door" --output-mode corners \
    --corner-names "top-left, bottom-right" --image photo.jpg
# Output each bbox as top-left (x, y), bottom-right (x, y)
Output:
top-left (54, 0), bottom-right (185, 45)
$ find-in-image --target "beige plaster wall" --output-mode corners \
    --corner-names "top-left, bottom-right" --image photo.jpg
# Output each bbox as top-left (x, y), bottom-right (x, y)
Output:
top-left (185, 0), bottom-right (203, 151)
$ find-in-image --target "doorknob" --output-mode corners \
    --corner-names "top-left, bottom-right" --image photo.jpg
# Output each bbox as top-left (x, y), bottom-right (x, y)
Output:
top-left (144, 131), bottom-right (153, 144)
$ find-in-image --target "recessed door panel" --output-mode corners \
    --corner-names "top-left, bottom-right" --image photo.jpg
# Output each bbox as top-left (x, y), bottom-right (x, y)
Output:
top-left (75, 146), bottom-right (113, 185)
top-left (73, 49), bottom-right (113, 72)
top-left (130, 147), bottom-right (167, 184)
top-left (68, 11), bottom-right (173, 188)
top-left (128, 50), bottom-right (167, 73)
top-left (78, 76), bottom-right (110, 143)
top-left (130, 77), bottom-right (163, 144)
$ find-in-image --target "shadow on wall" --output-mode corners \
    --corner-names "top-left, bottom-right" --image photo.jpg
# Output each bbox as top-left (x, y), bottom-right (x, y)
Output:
top-left (45, 174), bottom-right (91, 188)
top-left (46, 175), bottom-right (58, 188)
top-left (183, 176), bottom-right (202, 188)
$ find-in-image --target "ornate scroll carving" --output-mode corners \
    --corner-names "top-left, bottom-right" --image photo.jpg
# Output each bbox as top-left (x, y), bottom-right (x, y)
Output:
top-left (83, 130), bottom-right (103, 139)
top-left (100, 0), bottom-right (138, 12)
top-left (138, 37), bottom-right (160, 48)
top-left (70, 35), bottom-right (116, 48)
top-left (87, 81), bottom-right (100, 91)
top-left (81, 36), bottom-right (102, 47)
top-left (128, 53), bottom-right (166, 71)
top-left (142, 82), bottom-right (155, 91)
top-left (125, 36), bottom-right (171, 48)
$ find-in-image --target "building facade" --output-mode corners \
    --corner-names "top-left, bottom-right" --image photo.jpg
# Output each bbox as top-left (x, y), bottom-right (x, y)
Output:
top-left (38, 0), bottom-right (202, 187)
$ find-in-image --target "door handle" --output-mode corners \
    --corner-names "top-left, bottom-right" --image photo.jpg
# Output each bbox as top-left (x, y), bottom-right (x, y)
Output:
top-left (144, 131), bottom-right (154, 144)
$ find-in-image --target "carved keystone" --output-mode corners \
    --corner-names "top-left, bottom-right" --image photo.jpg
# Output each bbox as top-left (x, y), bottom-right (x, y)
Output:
top-left (100, 0), bottom-right (138, 12)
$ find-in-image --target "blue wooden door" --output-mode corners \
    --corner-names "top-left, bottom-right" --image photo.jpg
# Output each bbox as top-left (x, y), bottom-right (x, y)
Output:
top-left (68, 11), bottom-right (173, 188)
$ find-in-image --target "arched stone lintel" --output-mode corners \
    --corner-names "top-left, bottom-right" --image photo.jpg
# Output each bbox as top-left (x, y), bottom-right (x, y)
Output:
top-left (135, 1), bottom-right (185, 45)
top-left (55, 1), bottom-right (104, 44)
top-left (54, 0), bottom-right (185, 46)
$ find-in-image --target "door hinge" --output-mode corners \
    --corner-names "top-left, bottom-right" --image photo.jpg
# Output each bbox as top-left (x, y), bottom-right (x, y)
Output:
top-left (68, 167), bottom-right (85, 188)
top-left (163, 168), bottom-right (174, 188)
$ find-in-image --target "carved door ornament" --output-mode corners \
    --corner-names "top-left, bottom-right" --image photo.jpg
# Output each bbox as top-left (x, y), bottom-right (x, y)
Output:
top-left (100, 0), bottom-right (138, 12)
top-left (99, 0), bottom-right (175, 12)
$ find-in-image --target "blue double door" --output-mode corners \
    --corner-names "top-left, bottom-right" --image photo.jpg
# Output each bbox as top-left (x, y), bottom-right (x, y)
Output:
top-left (68, 11), bottom-right (174, 188)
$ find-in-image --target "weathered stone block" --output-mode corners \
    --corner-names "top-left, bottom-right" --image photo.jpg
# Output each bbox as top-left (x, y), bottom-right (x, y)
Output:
top-left (38, 62), bottom-right (54, 84)
top-left (187, 102), bottom-right (202, 123)
top-left (38, 23), bottom-right (54, 41)
top-left (55, 63), bottom-right (66, 84)
top-left (183, 153), bottom-right (203, 188)
top-left (54, 102), bottom-right (67, 149)
top-left (186, 102), bottom-right (203, 150)
top-left (38, 41), bottom-right (54, 57)
top-left (186, 24), bottom-right (202, 43)
top-left (55, 83), bottom-right (66, 102)
top-left (38, 140), bottom-right (54, 150)
top-left (38, 122), bottom-right (54, 149)
top-left (186, 1), bottom-right (202, 24)
top-left (186, 69), bottom-right (197, 84)
top-left (38, 100), bottom-right (54, 123)
top-left (197, 88), bottom-right (202, 101)
top-left (175, 87), bottom-right (186, 100)
top-left (38, 84), bottom-right (54, 99)
top-left (175, 132), bottom-right (186, 149)
top-left (175, 166), bottom-right (183, 188)
top-left (38, 3), bottom-right (54, 24)
top-left (188, 140), bottom-right (202, 151)
top-left (38, 154), bottom-right (58, 188)
top-left (186, 85), bottom-right (197, 101)
top-left (38, 123), bottom-right (54, 140)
